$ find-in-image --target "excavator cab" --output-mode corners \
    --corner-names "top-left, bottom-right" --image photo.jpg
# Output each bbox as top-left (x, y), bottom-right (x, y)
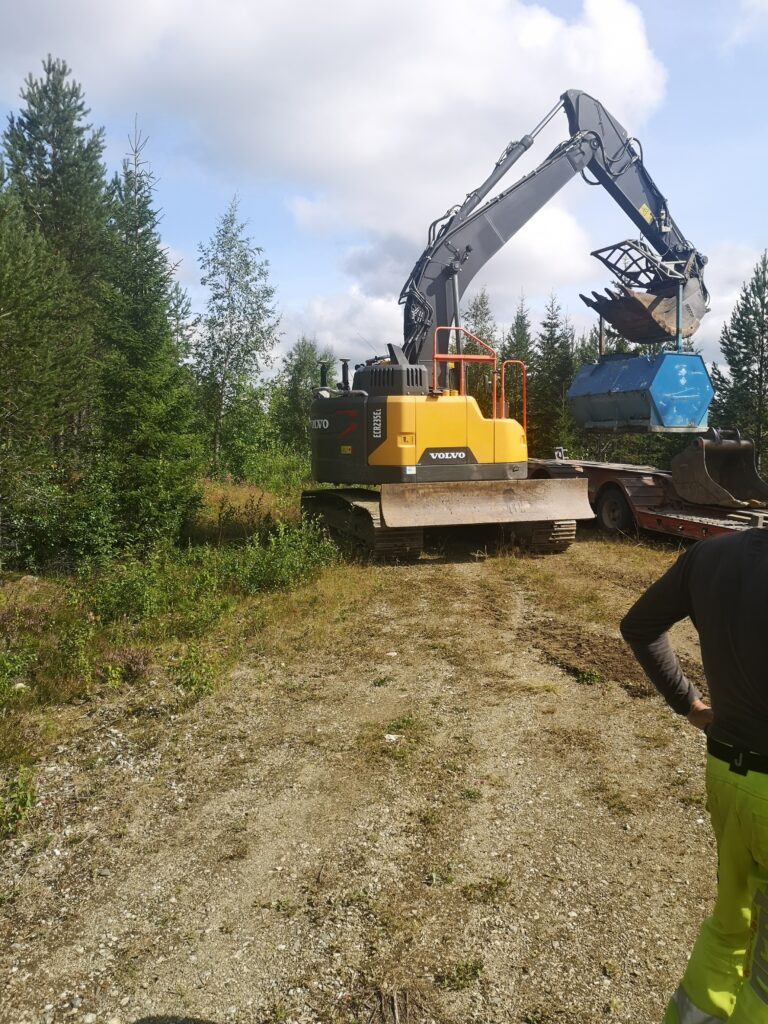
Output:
top-left (670, 429), bottom-right (768, 508)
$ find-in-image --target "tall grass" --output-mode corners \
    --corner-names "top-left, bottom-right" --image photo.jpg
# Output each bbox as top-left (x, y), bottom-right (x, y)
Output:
top-left (0, 517), bottom-right (337, 774)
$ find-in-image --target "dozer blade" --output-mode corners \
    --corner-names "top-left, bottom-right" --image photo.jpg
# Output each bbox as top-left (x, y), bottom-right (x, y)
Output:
top-left (670, 432), bottom-right (768, 509)
top-left (380, 478), bottom-right (593, 529)
top-left (580, 278), bottom-right (708, 345)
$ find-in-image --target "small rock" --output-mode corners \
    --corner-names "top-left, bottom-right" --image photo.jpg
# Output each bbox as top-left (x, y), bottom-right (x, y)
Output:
top-left (384, 734), bottom-right (402, 743)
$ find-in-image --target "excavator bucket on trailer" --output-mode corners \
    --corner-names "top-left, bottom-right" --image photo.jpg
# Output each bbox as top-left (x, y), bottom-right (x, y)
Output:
top-left (670, 430), bottom-right (768, 508)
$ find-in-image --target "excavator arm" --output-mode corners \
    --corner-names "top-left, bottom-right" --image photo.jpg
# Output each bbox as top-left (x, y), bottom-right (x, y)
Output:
top-left (400, 90), bottom-right (708, 380)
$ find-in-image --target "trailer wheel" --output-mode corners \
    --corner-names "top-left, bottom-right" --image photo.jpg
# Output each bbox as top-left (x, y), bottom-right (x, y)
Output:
top-left (595, 486), bottom-right (634, 534)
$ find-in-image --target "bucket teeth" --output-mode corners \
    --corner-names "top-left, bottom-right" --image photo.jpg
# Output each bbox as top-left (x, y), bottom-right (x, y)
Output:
top-left (580, 280), bottom-right (706, 345)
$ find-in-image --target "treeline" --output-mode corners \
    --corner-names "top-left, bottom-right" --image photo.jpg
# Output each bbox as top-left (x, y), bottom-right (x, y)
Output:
top-left (2, 58), bottom-right (767, 573)
top-left (0, 57), bottom-right (331, 570)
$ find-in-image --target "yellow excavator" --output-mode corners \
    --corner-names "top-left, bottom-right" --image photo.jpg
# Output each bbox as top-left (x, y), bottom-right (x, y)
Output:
top-left (301, 90), bottom-right (711, 557)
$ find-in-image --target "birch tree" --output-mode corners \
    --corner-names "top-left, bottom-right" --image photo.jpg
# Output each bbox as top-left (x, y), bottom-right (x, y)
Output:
top-left (193, 196), bottom-right (279, 473)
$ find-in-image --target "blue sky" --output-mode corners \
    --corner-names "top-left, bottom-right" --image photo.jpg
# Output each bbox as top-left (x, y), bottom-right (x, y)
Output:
top-left (1, 0), bottom-right (766, 367)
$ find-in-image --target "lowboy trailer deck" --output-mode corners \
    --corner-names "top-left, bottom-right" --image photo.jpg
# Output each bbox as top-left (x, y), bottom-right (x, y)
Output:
top-left (530, 453), bottom-right (768, 541)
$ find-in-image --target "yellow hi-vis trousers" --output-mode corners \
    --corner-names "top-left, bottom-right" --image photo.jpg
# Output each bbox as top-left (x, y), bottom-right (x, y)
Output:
top-left (664, 754), bottom-right (768, 1023)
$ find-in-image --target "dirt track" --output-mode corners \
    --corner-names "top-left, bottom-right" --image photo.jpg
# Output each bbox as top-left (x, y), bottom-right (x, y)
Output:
top-left (1, 534), bottom-right (715, 1024)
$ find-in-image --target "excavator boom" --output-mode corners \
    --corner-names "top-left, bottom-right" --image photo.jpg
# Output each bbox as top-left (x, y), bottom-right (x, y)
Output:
top-left (401, 90), bottom-right (709, 383)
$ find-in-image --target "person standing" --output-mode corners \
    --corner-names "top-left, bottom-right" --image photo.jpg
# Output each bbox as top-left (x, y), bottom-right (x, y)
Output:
top-left (620, 528), bottom-right (768, 1023)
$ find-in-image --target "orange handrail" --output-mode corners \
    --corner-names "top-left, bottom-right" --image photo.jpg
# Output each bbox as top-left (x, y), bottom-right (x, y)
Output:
top-left (431, 326), bottom-right (527, 432)
top-left (500, 359), bottom-right (527, 434)
top-left (432, 326), bottom-right (498, 416)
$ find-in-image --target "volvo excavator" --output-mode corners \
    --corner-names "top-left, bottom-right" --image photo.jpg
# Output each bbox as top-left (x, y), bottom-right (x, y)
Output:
top-left (301, 89), bottom-right (712, 557)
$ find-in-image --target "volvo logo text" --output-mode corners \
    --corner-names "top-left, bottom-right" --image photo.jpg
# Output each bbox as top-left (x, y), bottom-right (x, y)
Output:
top-left (430, 451), bottom-right (466, 460)
top-left (311, 418), bottom-right (329, 430)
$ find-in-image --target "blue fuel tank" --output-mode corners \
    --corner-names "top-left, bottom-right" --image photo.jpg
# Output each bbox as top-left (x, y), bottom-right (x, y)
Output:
top-left (567, 351), bottom-right (714, 432)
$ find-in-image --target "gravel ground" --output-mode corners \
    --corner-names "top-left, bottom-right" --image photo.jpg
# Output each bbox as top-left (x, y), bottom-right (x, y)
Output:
top-left (0, 535), bottom-right (715, 1024)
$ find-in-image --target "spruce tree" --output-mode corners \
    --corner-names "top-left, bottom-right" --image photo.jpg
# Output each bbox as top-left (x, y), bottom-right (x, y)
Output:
top-left (528, 294), bottom-right (575, 457)
top-left (192, 196), bottom-right (280, 473)
top-left (2, 57), bottom-right (110, 472)
top-left (572, 326), bottom-right (600, 370)
top-left (101, 130), bottom-right (202, 544)
top-left (0, 190), bottom-right (92, 563)
top-left (461, 288), bottom-right (498, 415)
top-left (500, 295), bottom-right (534, 424)
top-left (3, 56), bottom-right (108, 291)
top-left (712, 253), bottom-right (768, 467)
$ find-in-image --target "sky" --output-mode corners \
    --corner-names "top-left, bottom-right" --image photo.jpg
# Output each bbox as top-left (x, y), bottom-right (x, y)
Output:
top-left (1, 0), bottom-right (767, 369)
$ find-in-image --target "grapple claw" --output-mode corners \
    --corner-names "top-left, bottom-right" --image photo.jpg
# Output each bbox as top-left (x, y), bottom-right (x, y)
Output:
top-left (580, 277), bottom-right (707, 346)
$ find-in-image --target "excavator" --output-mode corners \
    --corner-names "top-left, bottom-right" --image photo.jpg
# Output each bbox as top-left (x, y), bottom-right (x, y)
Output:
top-left (301, 89), bottom-right (713, 557)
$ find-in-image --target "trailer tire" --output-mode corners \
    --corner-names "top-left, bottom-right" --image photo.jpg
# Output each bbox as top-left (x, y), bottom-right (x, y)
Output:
top-left (595, 486), bottom-right (634, 535)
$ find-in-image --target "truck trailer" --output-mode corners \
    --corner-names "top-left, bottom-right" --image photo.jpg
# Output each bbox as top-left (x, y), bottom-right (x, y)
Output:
top-left (530, 430), bottom-right (768, 541)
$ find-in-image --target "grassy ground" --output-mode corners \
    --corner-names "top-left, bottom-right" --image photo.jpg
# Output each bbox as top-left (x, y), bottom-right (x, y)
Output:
top-left (0, 482), bottom-right (336, 833)
top-left (0, 522), bottom-right (713, 1024)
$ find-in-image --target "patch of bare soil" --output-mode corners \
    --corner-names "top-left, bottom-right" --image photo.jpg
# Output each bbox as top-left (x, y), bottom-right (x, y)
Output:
top-left (1, 536), bottom-right (715, 1024)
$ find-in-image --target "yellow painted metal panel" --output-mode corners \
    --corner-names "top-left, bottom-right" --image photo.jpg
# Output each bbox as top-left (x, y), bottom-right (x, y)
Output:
top-left (465, 396), bottom-right (495, 463)
top-left (367, 397), bottom-right (417, 466)
top-left (494, 417), bottom-right (527, 462)
top-left (367, 394), bottom-right (527, 467)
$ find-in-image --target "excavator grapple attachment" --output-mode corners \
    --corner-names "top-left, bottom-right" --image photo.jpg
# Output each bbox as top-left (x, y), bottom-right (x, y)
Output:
top-left (580, 277), bottom-right (708, 346)
top-left (670, 431), bottom-right (768, 508)
top-left (380, 478), bottom-right (593, 528)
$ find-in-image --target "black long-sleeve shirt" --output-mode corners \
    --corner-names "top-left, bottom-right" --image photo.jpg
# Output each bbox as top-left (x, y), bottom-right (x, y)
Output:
top-left (620, 528), bottom-right (768, 755)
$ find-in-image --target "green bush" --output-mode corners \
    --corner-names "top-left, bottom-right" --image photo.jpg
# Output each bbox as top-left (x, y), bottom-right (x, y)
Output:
top-left (2, 467), bottom-right (119, 571)
top-left (220, 519), bottom-right (337, 593)
top-left (241, 441), bottom-right (311, 499)
top-left (82, 546), bottom-right (231, 640)
top-left (172, 643), bottom-right (215, 696)
top-left (0, 639), bottom-right (38, 709)
top-left (83, 519), bottom-right (335, 627)
top-left (85, 553), bottom-right (165, 623)
top-left (0, 766), bottom-right (36, 837)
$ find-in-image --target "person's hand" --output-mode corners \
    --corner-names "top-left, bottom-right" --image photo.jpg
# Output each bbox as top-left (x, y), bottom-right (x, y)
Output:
top-left (687, 699), bottom-right (713, 733)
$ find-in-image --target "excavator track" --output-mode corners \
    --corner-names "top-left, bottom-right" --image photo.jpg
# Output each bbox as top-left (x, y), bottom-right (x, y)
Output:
top-left (515, 519), bottom-right (577, 554)
top-left (303, 485), bottom-right (585, 559)
top-left (301, 489), bottom-right (423, 561)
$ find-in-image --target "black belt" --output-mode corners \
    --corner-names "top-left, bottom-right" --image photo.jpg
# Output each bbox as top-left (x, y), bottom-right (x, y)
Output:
top-left (707, 737), bottom-right (768, 776)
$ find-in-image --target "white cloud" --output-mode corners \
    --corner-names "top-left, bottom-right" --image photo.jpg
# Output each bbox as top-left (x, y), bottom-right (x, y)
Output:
top-left (285, 196), bottom-right (338, 234)
top-left (726, 0), bottom-right (768, 46)
top-left (1, 0), bottom-right (672, 362)
top-left (1, 0), bottom-right (665, 243)
top-left (279, 286), bottom-right (403, 368)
